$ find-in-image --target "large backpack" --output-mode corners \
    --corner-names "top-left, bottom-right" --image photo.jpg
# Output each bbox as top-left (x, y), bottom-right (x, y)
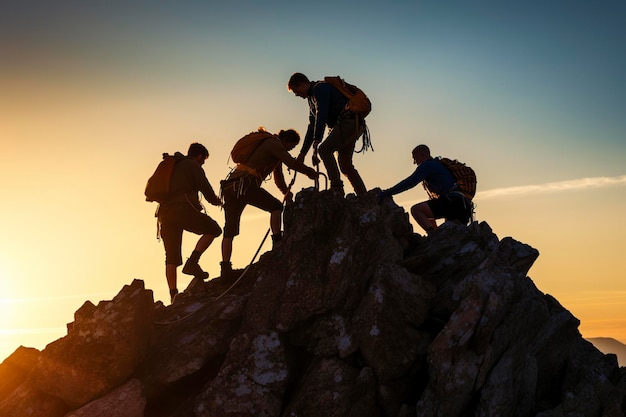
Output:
top-left (324, 76), bottom-right (372, 118)
top-left (231, 130), bottom-right (276, 164)
top-left (324, 76), bottom-right (373, 153)
top-left (145, 152), bottom-right (186, 203)
top-left (436, 157), bottom-right (477, 200)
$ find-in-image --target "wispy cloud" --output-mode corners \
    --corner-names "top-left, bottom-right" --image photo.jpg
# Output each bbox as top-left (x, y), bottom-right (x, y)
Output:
top-left (559, 291), bottom-right (626, 307)
top-left (475, 175), bottom-right (626, 200)
top-left (394, 175), bottom-right (626, 206)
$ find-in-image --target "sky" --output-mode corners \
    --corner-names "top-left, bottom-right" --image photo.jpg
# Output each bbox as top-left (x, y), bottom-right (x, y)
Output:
top-left (1, 0), bottom-right (625, 362)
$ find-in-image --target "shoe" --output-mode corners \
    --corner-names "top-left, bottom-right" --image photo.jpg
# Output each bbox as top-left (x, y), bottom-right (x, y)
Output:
top-left (330, 185), bottom-right (344, 197)
top-left (182, 259), bottom-right (209, 279)
top-left (169, 288), bottom-right (179, 304)
top-left (220, 261), bottom-right (233, 278)
top-left (271, 232), bottom-right (283, 249)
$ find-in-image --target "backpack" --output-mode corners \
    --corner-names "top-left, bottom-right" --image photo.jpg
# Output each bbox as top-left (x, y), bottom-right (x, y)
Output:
top-left (324, 76), bottom-right (372, 118)
top-left (145, 152), bottom-right (186, 203)
top-left (437, 157), bottom-right (477, 200)
top-left (231, 130), bottom-right (276, 163)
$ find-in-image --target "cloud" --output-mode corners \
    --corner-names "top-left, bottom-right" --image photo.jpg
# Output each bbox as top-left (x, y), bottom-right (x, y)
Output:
top-left (475, 175), bottom-right (626, 200)
top-left (394, 175), bottom-right (626, 206)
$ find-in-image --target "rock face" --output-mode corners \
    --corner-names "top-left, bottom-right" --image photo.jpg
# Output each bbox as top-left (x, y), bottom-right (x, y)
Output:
top-left (1, 188), bottom-right (625, 417)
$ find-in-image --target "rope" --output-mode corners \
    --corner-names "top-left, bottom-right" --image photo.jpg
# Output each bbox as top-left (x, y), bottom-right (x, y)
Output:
top-left (312, 148), bottom-right (328, 191)
top-left (315, 172), bottom-right (328, 191)
top-left (354, 121), bottom-right (373, 154)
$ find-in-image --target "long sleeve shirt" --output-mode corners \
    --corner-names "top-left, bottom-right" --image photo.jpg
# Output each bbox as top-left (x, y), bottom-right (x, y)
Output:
top-left (168, 155), bottom-right (221, 208)
top-left (231, 137), bottom-right (315, 194)
top-left (300, 81), bottom-right (348, 157)
top-left (384, 158), bottom-right (455, 198)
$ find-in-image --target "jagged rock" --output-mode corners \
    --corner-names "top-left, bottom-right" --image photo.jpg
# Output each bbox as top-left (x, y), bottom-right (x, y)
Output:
top-left (281, 357), bottom-right (364, 417)
top-left (141, 293), bottom-right (244, 395)
top-left (243, 190), bottom-right (412, 334)
top-left (0, 279), bottom-right (155, 416)
top-left (0, 381), bottom-right (70, 417)
top-left (65, 378), bottom-right (146, 417)
top-left (0, 346), bottom-right (39, 399)
top-left (195, 331), bottom-right (290, 417)
top-left (31, 279), bottom-right (154, 409)
top-left (1, 188), bottom-right (625, 417)
top-left (353, 263), bottom-right (434, 380)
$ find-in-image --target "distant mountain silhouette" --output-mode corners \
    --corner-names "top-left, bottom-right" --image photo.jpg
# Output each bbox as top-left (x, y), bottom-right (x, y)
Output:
top-left (588, 337), bottom-right (626, 367)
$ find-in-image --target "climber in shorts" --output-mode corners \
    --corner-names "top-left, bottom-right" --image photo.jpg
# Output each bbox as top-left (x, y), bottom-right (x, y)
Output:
top-left (378, 144), bottom-right (472, 235)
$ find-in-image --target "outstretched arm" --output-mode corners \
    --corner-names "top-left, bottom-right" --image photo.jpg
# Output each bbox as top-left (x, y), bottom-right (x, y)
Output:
top-left (379, 168), bottom-right (425, 199)
top-left (298, 111), bottom-right (317, 161)
top-left (195, 167), bottom-right (222, 206)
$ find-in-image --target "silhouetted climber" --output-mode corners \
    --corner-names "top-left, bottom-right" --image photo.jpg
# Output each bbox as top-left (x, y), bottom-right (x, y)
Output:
top-left (378, 144), bottom-right (475, 235)
top-left (287, 72), bottom-right (369, 196)
top-left (220, 128), bottom-right (318, 277)
top-left (156, 143), bottom-right (222, 303)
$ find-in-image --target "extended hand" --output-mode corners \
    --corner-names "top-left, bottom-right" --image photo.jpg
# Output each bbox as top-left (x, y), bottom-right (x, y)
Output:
top-left (312, 141), bottom-right (321, 165)
top-left (306, 168), bottom-right (319, 180)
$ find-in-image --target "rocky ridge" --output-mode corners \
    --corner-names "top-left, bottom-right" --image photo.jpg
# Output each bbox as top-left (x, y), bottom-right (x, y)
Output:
top-left (1, 188), bottom-right (625, 417)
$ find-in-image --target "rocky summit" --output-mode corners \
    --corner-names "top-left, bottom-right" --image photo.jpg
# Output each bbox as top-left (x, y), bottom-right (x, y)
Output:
top-left (1, 188), bottom-right (625, 417)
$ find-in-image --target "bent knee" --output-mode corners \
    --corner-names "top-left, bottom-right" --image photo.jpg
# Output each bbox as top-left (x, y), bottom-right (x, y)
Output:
top-left (317, 143), bottom-right (333, 157)
top-left (411, 202), bottom-right (432, 216)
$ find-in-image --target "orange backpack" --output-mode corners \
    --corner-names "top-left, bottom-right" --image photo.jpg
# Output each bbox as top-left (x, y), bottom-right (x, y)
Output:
top-left (230, 130), bottom-right (277, 164)
top-left (424, 157), bottom-right (477, 200)
top-left (145, 152), bottom-right (186, 203)
top-left (324, 76), bottom-right (372, 118)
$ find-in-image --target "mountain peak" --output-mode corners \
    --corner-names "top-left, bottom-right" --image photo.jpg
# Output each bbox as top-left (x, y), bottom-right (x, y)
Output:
top-left (1, 188), bottom-right (624, 416)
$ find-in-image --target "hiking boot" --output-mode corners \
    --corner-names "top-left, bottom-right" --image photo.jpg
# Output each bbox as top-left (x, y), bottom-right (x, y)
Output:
top-left (271, 232), bottom-right (283, 249)
top-left (330, 184), bottom-right (344, 197)
top-left (347, 174), bottom-right (367, 196)
top-left (169, 288), bottom-right (179, 304)
top-left (220, 261), bottom-right (233, 278)
top-left (424, 226), bottom-right (439, 237)
top-left (182, 259), bottom-right (209, 279)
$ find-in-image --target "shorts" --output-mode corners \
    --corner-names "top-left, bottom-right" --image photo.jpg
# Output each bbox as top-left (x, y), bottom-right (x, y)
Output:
top-left (427, 193), bottom-right (472, 225)
top-left (221, 176), bottom-right (283, 238)
top-left (159, 202), bottom-right (222, 266)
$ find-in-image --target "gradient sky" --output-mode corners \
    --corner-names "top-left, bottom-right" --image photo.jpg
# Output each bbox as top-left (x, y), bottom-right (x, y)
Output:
top-left (1, 1), bottom-right (625, 361)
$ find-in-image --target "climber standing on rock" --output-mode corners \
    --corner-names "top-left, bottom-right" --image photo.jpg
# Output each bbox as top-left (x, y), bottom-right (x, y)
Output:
top-left (150, 143), bottom-right (223, 303)
top-left (287, 72), bottom-right (370, 196)
top-left (378, 144), bottom-right (475, 235)
top-left (219, 128), bottom-right (318, 278)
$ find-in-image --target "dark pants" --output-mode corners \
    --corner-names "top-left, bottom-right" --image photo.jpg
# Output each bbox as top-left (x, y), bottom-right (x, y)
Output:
top-left (427, 194), bottom-right (473, 225)
top-left (159, 202), bottom-right (222, 266)
top-left (317, 116), bottom-right (367, 195)
top-left (221, 176), bottom-right (283, 238)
